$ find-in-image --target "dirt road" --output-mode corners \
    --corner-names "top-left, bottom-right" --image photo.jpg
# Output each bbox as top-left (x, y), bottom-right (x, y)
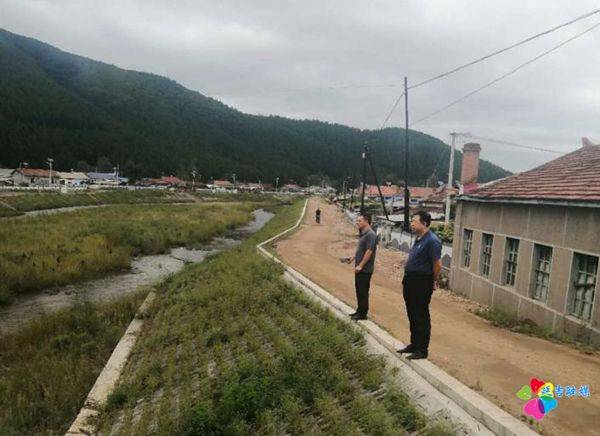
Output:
top-left (276, 198), bottom-right (600, 436)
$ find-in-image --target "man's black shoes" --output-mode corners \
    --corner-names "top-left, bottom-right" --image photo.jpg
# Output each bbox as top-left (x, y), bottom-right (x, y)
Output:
top-left (397, 345), bottom-right (415, 354)
top-left (406, 351), bottom-right (428, 360)
top-left (350, 313), bottom-right (367, 321)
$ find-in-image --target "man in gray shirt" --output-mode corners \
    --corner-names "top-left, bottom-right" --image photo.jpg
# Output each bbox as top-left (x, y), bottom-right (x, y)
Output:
top-left (348, 213), bottom-right (377, 320)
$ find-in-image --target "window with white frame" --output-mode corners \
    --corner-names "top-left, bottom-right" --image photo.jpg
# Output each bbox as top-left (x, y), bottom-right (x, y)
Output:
top-left (504, 238), bottom-right (519, 286)
top-left (462, 229), bottom-right (473, 267)
top-left (532, 244), bottom-right (552, 302)
top-left (480, 233), bottom-right (493, 277)
top-left (570, 253), bottom-right (598, 321)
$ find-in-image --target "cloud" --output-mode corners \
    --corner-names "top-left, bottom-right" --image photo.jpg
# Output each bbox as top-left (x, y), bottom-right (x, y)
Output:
top-left (1, 0), bottom-right (599, 172)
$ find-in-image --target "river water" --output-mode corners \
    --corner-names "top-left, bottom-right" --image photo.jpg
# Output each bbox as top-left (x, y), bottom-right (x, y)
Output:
top-left (0, 209), bottom-right (274, 335)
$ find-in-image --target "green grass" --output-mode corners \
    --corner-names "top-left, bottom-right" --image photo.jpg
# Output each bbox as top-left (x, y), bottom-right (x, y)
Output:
top-left (96, 200), bottom-right (454, 435)
top-left (0, 203), bottom-right (255, 302)
top-left (0, 189), bottom-right (193, 215)
top-left (0, 290), bottom-right (148, 435)
top-left (473, 307), bottom-right (599, 354)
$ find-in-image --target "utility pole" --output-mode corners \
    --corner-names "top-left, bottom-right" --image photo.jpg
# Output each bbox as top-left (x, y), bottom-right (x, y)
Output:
top-left (47, 158), bottom-right (54, 188)
top-left (192, 170), bottom-right (197, 191)
top-left (341, 179), bottom-right (347, 210)
top-left (232, 173), bottom-right (236, 189)
top-left (275, 177), bottom-right (279, 192)
top-left (360, 143), bottom-right (368, 214)
top-left (403, 77), bottom-right (410, 232)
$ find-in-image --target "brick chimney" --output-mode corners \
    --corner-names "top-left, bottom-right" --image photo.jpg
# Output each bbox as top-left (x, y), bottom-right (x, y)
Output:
top-left (461, 142), bottom-right (481, 185)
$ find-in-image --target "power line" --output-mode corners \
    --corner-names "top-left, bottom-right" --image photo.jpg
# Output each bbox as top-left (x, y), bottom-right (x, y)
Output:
top-left (468, 135), bottom-right (568, 154)
top-left (379, 92), bottom-right (405, 130)
top-left (408, 7), bottom-right (600, 90)
top-left (411, 20), bottom-right (600, 126)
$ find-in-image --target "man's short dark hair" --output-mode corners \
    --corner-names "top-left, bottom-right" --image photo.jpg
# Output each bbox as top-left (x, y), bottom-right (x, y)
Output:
top-left (359, 213), bottom-right (372, 224)
top-left (413, 210), bottom-right (431, 227)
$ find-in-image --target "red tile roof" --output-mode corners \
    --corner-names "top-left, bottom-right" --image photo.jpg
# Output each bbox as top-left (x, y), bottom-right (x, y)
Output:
top-left (16, 168), bottom-right (59, 178)
top-left (361, 184), bottom-right (400, 197)
top-left (409, 187), bottom-right (435, 198)
top-left (466, 142), bottom-right (600, 203)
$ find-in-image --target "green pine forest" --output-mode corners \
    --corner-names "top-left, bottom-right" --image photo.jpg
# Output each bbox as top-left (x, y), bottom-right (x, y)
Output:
top-left (0, 28), bottom-right (510, 185)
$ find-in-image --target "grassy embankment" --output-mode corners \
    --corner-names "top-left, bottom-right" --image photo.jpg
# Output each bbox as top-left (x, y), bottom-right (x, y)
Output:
top-left (0, 291), bottom-right (147, 436)
top-left (96, 200), bottom-right (454, 435)
top-left (0, 200), bottom-right (277, 435)
top-left (0, 189), bottom-right (193, 217)
top-left (0, 202), bottom-right (256, 304)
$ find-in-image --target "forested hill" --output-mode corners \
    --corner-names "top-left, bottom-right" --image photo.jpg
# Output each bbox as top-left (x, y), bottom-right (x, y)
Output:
top-left (0, 29), bottom-right (510, 184)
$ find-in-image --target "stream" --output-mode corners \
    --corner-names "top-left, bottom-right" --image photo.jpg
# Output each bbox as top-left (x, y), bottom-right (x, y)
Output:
top-left (0, 209), bottom-right (274, 335)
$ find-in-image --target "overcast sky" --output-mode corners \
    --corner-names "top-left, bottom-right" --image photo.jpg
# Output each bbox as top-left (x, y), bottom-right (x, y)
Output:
top-left (2, 0), bottom-right (599, 172)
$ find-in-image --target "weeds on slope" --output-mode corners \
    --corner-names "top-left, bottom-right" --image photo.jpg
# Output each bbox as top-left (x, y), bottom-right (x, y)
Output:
top-left (0, 290), bottom-right (147, 435)
top-left (0, 203), bottom-right (253, 303)
top-left (97, 201), bottom-right (455, 435)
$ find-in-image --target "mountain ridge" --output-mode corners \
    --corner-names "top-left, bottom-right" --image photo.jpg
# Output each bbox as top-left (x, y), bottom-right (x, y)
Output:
top-left (0, 28), bottom-right (510, 184)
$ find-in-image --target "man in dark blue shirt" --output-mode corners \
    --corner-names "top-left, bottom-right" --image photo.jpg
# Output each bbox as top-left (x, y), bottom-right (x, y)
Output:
top-left (398, 211), bottom-right (442, 360)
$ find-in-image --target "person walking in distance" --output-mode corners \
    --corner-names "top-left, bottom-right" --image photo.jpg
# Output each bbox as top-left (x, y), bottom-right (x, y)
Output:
top-left (398, 211), bottom-right (442, 360)
top-left (348, 214), bottom-right (377, 320)
top-left (315, 207), bottom-right (321, 224)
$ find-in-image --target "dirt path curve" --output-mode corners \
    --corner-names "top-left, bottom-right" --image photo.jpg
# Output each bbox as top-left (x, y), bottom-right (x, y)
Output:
top-left (276, 198), bottom-right (600, 436)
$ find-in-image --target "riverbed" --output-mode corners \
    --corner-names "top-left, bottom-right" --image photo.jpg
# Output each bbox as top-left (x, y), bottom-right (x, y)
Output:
top-left (0, 209), bottom-right (273, 335)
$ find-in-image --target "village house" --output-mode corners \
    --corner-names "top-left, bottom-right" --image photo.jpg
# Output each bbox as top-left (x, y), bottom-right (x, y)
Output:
top-left (0, 168), bottom-right (13, 186)
top-left (11, 168), bottom-right (59, 186)
top-left (57, 171), bottom-right (89, 187)
top-left (450, 138), bottom-right (600, 344)
top-left (282, 183), bottom-right (302, 192)
top-left (211, 180), bottom-right (235, 190)
top-left (86, 172), bottom-right (128, 186)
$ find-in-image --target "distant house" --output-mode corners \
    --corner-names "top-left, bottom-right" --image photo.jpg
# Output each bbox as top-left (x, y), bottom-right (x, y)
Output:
top-left (159, 176), bottom-right (185, 187)
top-left (359, 184), bottom-right (400, 201)
top-left (212, 180), bottom-right (235, 190)
top-left (451, 138), bottom-right (600, 345)
top-left (12, 168), bottom-right (59, 186)
top-left (0, 168), bottom-right (14, 186)
top-left (419, 185), bottom-right (459, 214)
top-left (87, 172), bottom-right (128, 186)
top-left (240, 182), bottom-right (263, 192)
top-left (57, 171), bottom-right (89, 187)
top-left (282, 183), bottom-right (302, 192)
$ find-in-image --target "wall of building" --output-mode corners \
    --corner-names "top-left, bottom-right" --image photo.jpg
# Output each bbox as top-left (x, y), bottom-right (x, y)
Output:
top-left (450, 200), bottom-right (600, 345)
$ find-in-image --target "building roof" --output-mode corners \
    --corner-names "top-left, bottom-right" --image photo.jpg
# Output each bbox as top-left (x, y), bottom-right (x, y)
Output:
top-left (422, 185), bottom-right (459, 203)
top-left (160, 176), bottom-right (185, 185)
top-left (16, 168), bottom-right (59, 178)
top-left (362, 184), bottom-right (400, 197)
top-left (213, 180), bottom-right (234, 187)
top-left (0, 168), bottom-right (13, 178)
top-left (58, 171), bottom-right (89, 180)
top-left (464, 139), bottom-right (600, 205)
top-left (87, 172), bottom-right (119, 180)
top-left (409, 187), bottom-right (435, 198)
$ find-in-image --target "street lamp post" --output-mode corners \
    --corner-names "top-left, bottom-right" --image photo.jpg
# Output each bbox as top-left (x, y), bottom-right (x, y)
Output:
top-left (47, 158), bottom-right (54, 188)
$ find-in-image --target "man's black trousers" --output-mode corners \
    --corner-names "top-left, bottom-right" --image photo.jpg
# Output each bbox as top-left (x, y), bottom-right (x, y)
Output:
top-left (402, 274), bottom-right (434, 353)
top-left (355, 272), bottom-right (372, 316)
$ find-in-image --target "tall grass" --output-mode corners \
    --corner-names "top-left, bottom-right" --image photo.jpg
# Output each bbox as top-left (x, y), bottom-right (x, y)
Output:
top-left (0, 189), bottom-right (192, 215)
top-left (0, 203), bottom-right (253, 302)
top-left (0, 290), bottom-right (147, 435)
top-left (97, 201), bottom-right (451, 435)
